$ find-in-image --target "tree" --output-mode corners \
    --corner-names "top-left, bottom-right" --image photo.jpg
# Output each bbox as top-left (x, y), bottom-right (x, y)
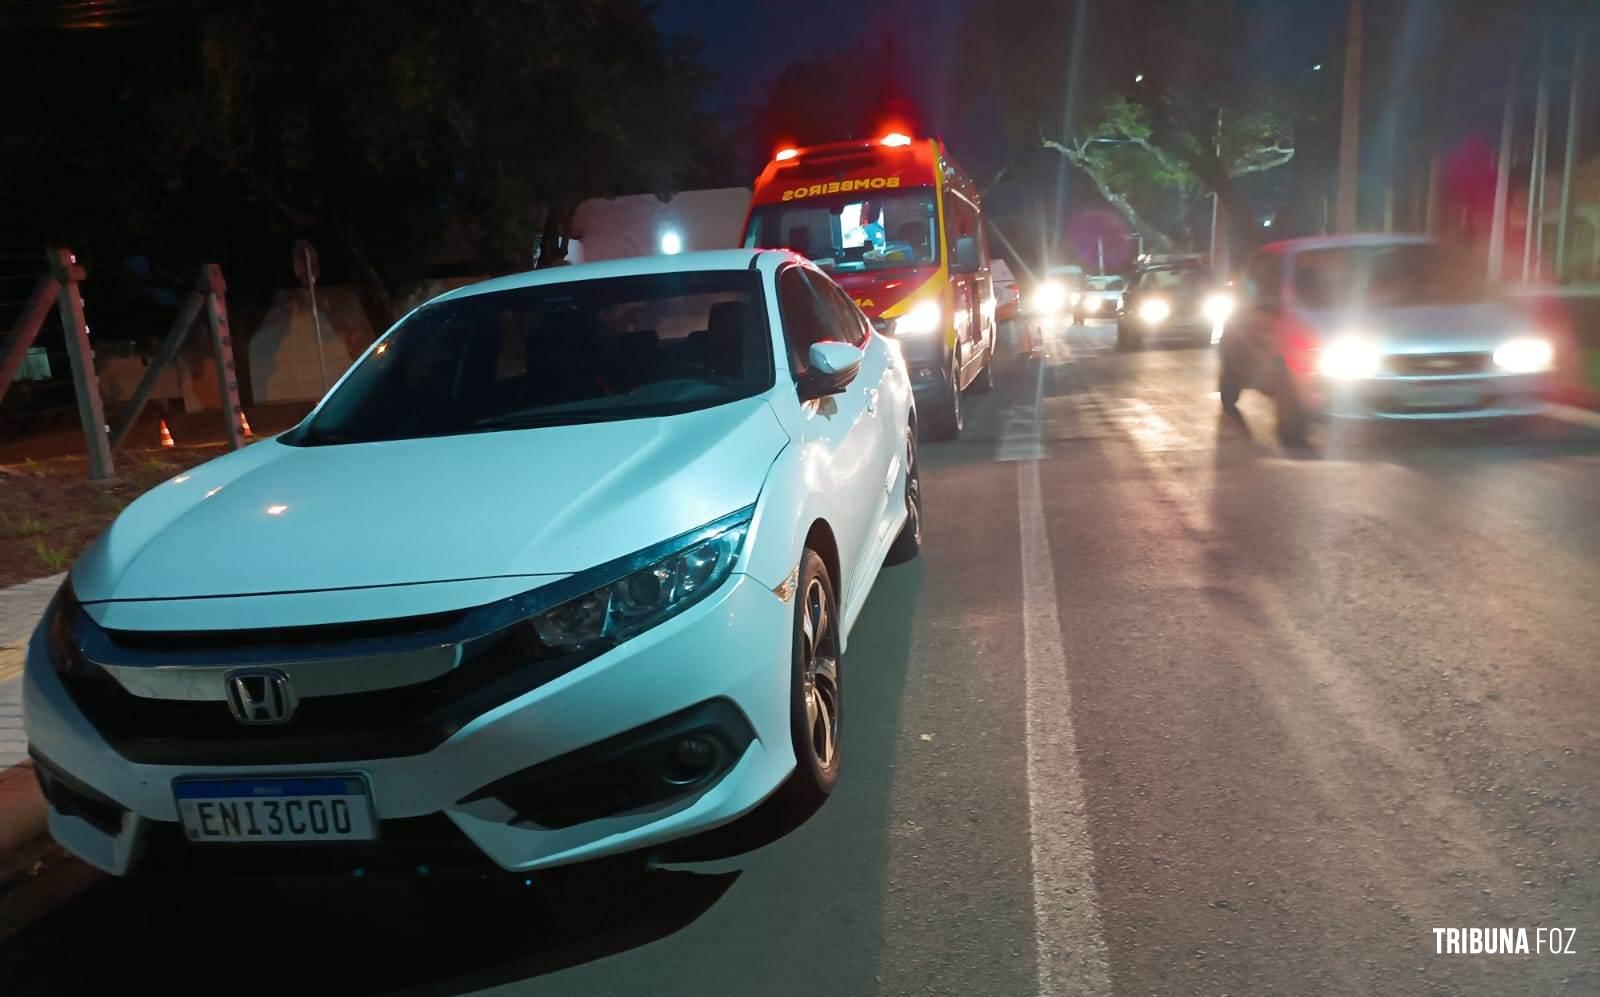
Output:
top-left (958, 0), bottom-right (1304, 255)
top-left (0, 0), bottom-right (724, 333)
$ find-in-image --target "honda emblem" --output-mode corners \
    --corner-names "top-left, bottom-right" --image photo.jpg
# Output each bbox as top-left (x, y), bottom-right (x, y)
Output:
top-left (224, 668), bottom-right (296, 724)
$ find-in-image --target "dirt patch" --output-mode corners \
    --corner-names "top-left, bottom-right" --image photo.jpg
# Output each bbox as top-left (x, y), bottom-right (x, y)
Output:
top-left (0, 445), bottom-right (234, 587)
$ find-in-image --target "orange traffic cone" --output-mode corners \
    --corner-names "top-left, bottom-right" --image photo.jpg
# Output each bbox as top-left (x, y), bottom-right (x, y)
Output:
top-left (239, 411), bottom-right (254, 438)
top-left (159, 419), bottom-right (175, 449)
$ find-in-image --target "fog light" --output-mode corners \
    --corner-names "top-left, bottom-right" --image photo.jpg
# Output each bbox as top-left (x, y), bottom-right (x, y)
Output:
top-left (665, 736), bottom-right (716, 783)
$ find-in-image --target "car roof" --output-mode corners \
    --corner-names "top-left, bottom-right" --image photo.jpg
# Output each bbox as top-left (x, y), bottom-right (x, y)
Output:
top-left (434, 249), bottom-right (788, 304)
top-left (1261, 233), bottom-right (1438, 255)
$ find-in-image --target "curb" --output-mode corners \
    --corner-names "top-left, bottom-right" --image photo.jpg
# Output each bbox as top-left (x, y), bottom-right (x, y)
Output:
top-left (0, 762), bottom-right (51, 882)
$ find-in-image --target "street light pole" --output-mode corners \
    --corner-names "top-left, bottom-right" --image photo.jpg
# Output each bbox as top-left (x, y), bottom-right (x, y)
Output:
top-left (1524, 24), bottom-right (1552, 283)
top-left (1334, 0), bottom-right (1363, 233)
top-left (1489, 51), bottom-right (1518, 283)
top-left (1556, 30), bottom-right (1587, 282)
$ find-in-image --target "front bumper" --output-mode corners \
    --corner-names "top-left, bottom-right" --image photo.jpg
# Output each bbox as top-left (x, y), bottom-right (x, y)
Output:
top-left (23, 573), bottom-right (797, 876)
top-left (1127, 313), bottom-right (1214, 340)
top-left (1301, 372), bottom-right (1548, 420)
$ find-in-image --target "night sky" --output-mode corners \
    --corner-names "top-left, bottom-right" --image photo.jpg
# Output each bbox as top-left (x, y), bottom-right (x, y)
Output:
top-left (653, 0), bottom-right (1351, 174)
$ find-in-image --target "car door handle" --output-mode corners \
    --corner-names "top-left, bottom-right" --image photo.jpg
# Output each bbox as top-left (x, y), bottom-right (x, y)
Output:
top-left (866, 388), bottom-right (879, 415)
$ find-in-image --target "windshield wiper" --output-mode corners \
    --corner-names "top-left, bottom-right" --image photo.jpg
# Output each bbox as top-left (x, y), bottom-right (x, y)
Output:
top-left (470, 412), bottom-right (616, 430)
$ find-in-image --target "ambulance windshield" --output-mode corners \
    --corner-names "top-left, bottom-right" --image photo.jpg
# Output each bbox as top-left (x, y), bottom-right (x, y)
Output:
top-left (744, 191), bottom-right (939, 272)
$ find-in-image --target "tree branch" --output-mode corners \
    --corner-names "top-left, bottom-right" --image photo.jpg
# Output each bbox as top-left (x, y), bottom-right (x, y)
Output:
top-left (1041, 136), bottom-right (1176, 252)
top-left (1229, 144), bottom-right (1295, 178)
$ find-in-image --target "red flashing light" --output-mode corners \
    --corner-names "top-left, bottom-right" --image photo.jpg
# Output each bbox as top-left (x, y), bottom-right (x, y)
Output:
top-left (880, 132), bottom-right (913, 148)
top-left (775, 147), bottom-right (800, 162)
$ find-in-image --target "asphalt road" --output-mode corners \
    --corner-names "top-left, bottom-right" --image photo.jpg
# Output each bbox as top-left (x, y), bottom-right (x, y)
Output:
top-left (2, 319), bottom-right (1598, 996)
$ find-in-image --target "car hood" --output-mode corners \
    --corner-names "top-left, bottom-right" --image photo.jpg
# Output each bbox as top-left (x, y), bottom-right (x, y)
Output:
top-left (1304, 302), bottom-right (1531, 352)
top-left (74, 397), bottom-right (789, 603)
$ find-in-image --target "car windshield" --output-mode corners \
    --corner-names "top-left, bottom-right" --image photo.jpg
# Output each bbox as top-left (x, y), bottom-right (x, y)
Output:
top-left (1293, 243), bottom-right (1483, 310)
top-left (1140, 268), bottom-right (1211, 292)
top-left (745, 191), bottom-right (939, 272)
top-left (290, 271), bottom-right (772, 445)
top-left (1088, 275), bottom-right (1125, 290)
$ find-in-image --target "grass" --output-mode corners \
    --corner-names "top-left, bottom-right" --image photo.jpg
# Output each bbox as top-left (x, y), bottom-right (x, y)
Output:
top-left (28, 537), bottom-right (70, 572)
top-left (0, 510), bottom-right (48, 538)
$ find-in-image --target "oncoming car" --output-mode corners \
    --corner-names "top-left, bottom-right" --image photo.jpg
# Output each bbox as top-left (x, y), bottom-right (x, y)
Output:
top-left (1219, 235), bottom-right (1554, 444)
top-left (1072, 274), bottom-right (1126, 324)
top-left (1116, 262), bottom-right (1234, 349)
top-left (24, 250), bottom-right (921, 877)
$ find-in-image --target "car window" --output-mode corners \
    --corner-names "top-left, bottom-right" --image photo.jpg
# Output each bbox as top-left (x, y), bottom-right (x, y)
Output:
top-left (778, 267), bottom-right (845, 373)
top-left (289, 270), bottom-right (773, 445)
top-left (812, 275), bottom-right (870, 349)
top-left (944, 193), bottom-right (979, 267)
top-left (1291, 243), bottom-right (1482, 310)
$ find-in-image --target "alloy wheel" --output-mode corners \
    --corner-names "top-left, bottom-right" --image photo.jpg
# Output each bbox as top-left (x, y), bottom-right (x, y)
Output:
top-left (800, 576), bottom-right (840, 769)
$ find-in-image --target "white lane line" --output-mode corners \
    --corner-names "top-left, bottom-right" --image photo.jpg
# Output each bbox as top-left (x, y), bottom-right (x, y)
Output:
top-left (1018, 457), bottom-right (1112, 997)
top-left (1543, 402), bottom-right (1600, 430)
top-left (997, 356), bottom-right (1048, 462)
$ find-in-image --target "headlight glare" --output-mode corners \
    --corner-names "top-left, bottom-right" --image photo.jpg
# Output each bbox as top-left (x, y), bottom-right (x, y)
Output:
top-left (1033, 282), bottom-right (1067, 313)
top-left (529, 521), bottom-right (748, 652)
top-left (1202, 292), bottom-right (1235, 323)
top-left (1492, 337), bottom-right (1553, 373)
top-left (1138, 298), bottom-right (1171, 324)
top-left (1318, 336), bottom-right (1382, 379)
top-left (893, 300), bottom-right (943, 336)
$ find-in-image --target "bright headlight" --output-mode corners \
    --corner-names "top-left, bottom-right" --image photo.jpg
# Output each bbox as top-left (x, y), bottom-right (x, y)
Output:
top-left (1317, 336), bottom-right (1382, 379)
top-left (1137, 298), bottom-right (1171, 324)
top-left (1493, 337), bottom-right (1553, 373)
top-left (893, 300), bottom-right (943, 336)
top-left (1084, 296), bottom-right (1103, 313)
top-left (1202, 292), bottom-right (1235, 323)
top-left (529, 515), bottom-right (749, 652)
top-left (1033, 282), bottom-right (1067, 313)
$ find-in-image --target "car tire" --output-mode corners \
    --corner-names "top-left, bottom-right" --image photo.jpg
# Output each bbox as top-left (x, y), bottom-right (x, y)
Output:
top-left (1219, 357), bottom-right (1242, 411)
top-left (1116, 322), bottom-right (1139, 351)
top-left (782, 549), bottom-right (842, 808)
top-left (885, 428), bottom-right (922, 565)
top-left (1274, 362), bottom-right (1309, 446)
top-left (921, 353), bottom-right (963, 441)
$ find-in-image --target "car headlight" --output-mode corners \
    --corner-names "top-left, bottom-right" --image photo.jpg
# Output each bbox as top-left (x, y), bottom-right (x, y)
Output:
top-left (529, 515), bottom-right (750, 652)
top-left (1492, 336), bottom-right (1553, 373)
top-left (42, 580), bottom-right (88, 676)
top-left (1202, 292), bottom-right (1234, 323)
top-left (1317, 336), bottom-right (1382, 379)
top-left (1084, 296), bottom-right (1103, 313)
top-left (1032, 282), bottom-right (1067, 313)
top-left (1068, 291), bottom-right (1082, 307)
top-left (1137, 298), bottom-right (1171, 324)
top-left (893, 300), bottom-right (943, 337)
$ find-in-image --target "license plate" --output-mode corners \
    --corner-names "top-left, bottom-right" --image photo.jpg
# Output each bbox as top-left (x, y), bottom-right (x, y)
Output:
top-left (1403, 383), bottom-right (1480, 408)
top-left (174, 776), bottom-right (377, 843)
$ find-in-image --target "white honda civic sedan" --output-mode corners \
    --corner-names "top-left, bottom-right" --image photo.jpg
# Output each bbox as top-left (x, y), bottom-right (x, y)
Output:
top-left (24, 250), bottom-right (921, 877)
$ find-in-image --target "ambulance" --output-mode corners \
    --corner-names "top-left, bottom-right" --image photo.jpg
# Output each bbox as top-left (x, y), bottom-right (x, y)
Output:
top-left (742, 133), bottom-right (997, 440)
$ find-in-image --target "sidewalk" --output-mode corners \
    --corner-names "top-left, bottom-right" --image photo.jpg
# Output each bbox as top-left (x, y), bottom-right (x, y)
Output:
top-left (0, 572), bottom-right (65, 876)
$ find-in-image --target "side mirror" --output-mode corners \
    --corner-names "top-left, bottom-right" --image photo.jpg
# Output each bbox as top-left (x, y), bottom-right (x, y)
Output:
top-left (952, 236), bottom-right (980, 273)
top-left (799, 341), bottom-right (863, 399)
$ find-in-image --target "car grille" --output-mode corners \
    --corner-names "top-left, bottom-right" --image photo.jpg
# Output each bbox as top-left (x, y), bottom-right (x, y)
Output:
top-left (1386, 352), bottom-right (1490, 376)
top-left (63, 627), bottom-right (604, 765)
